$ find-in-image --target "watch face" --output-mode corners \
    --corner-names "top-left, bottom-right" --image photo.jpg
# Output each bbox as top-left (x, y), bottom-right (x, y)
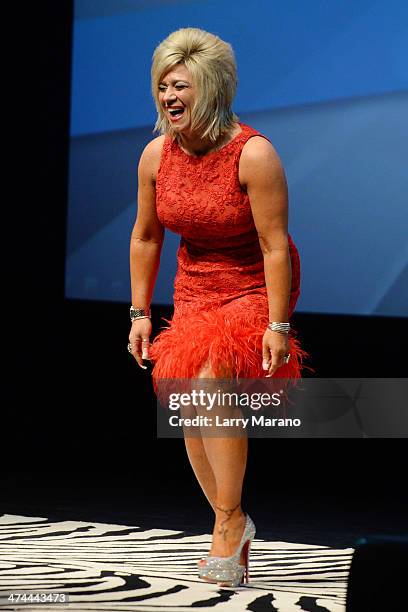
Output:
top-left (130, 308), bottom-right (150, 319)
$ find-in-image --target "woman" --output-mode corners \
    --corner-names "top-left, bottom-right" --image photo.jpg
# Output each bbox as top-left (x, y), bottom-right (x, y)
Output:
top-left (128, 27), bottom-right (307, 587)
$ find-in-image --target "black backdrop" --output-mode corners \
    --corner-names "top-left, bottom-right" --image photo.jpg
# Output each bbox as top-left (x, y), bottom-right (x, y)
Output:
top-left (3, 1), bottom-right (406, 536)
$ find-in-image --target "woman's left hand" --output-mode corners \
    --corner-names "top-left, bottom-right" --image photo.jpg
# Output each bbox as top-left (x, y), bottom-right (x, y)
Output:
top-left (262, 328), bottom-right (289, 377)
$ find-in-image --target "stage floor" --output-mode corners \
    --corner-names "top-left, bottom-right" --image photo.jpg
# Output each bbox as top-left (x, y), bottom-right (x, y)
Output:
top-left (1, 482), bottom-right (406, 612)
top-left (0, 511), bottom-right (352, 611)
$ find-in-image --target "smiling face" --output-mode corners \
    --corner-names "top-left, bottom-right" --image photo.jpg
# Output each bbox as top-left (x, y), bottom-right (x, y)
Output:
top-left (158, 64), bottom-right (196, 135)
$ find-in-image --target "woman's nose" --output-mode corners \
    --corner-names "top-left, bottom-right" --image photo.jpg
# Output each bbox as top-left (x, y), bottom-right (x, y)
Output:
top-left (163, 89), bottom-right (177, 104)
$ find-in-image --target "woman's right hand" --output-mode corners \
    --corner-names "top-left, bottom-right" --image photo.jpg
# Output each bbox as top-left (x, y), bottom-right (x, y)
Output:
top-left (128, 318), bottom-right (152, 369)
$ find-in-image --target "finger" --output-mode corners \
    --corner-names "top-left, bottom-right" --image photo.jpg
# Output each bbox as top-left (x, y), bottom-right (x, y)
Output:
top-left (262, 344), bottom-right (271, 371)
top-left (141, 337), bottom-right (151, 360)
top-left (135, 352), bottom-right (147, 369)
top-left (129, 338), bottom-right (147, 369)
top-left (266, 351), bottom-right (285, 377)
top-left (269, 355), bottom-right (285, 375)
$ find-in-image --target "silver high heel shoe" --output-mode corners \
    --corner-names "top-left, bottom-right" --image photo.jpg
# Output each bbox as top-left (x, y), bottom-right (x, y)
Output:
top-left (198, 513), bottom-right (256, 587)
top-left (196, 513), bottom-right (255, 571)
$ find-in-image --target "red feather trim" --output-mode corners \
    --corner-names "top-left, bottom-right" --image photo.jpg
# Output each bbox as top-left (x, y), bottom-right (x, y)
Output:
top-left (149, 306), bottom-right (310, 400)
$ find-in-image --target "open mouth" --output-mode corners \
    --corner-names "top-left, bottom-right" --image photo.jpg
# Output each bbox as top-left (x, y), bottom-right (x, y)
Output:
top-left (168, 107), bottom-right (185, 119)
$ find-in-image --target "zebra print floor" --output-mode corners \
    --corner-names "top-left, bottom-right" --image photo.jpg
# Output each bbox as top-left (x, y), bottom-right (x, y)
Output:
top-left (0, 513), bottom-right (353, 611)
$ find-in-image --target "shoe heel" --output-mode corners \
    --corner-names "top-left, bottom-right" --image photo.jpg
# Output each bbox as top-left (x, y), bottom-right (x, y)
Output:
top-left (242, 539), bottom-right (251, 584)
top-left (198, 513), bottom-right (256, 587)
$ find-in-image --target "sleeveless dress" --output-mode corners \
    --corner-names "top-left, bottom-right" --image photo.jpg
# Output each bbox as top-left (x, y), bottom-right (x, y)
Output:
top-left (149, 122), bottom-right (307, 389)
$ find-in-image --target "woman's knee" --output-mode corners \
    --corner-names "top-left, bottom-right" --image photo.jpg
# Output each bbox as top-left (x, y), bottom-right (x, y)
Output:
top-left (197, 359), bottom-right (215, 378)
top-left (196, 359), bottom-right (233, 379)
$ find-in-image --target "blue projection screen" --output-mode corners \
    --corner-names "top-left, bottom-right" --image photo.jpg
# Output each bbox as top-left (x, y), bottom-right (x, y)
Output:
top-left (66, 0), bottom-right (408, 316)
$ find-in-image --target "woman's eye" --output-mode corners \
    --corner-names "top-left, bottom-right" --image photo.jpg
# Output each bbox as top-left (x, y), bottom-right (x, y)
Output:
top-left (158, 84), bottom-right (187, 92)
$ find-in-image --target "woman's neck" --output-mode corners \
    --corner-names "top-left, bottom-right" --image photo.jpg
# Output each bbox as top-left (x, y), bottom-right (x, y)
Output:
top-left (176, 123), bottom-right (239, 157)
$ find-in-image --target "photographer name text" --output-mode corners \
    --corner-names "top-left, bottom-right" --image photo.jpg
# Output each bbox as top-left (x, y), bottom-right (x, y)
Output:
top-left (168, 415), bottom-right (301, 428)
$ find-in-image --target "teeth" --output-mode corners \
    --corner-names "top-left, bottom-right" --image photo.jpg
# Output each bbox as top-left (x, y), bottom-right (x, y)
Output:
top-left (169, 108), bottom-right (184, 116)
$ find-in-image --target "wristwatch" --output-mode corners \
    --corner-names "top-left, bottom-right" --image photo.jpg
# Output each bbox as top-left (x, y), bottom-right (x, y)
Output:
top-left (130, 306), bottom-right (151, 321)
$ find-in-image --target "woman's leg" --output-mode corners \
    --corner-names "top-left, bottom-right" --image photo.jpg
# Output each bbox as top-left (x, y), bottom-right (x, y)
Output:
top-left (181, 359), bottom-right (218, 511)
top-left (195, 361), bottom-right (248, 563)
top-left (183, 435), bottom-right (217, 512)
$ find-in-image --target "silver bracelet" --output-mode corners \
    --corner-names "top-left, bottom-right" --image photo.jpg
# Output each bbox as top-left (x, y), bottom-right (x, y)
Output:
top-left (268, 321), bottom-right (290, 334)
top-left (130, 306), bottom-right (151, 321)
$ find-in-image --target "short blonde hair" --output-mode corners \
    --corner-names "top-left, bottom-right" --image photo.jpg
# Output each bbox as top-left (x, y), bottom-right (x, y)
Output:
top-left (151, 27), bottom-right (239, 142)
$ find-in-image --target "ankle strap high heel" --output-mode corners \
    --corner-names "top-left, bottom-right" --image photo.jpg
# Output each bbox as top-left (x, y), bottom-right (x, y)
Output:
top-left (198, 513), bottom-right (256, 587)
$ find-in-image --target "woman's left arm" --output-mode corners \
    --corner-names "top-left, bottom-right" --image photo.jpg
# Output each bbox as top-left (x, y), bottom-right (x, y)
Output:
top-left (240, 136), bottom-right (291, 376)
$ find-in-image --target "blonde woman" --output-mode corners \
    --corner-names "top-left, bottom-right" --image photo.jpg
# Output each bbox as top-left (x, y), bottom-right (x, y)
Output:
top-left (129, 27), bottom-right (307, 586)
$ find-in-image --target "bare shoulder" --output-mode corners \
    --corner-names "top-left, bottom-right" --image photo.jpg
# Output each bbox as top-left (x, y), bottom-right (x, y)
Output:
top-left (138, 134), bottom-right (166, 183)
top-left (239, 135), bottom-right (285, 188)
top-left (241, 135), bottom-right (282, 163)
top-left (143, 134), bottom-right (166, 157)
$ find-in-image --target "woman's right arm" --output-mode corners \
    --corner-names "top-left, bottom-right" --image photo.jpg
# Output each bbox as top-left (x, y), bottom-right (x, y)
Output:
top-left (129, 136), bottom-right (165, 368)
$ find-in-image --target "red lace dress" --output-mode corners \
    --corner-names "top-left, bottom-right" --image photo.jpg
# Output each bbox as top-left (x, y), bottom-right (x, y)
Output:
top-left (149, 122), bottom-right (307, 387)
